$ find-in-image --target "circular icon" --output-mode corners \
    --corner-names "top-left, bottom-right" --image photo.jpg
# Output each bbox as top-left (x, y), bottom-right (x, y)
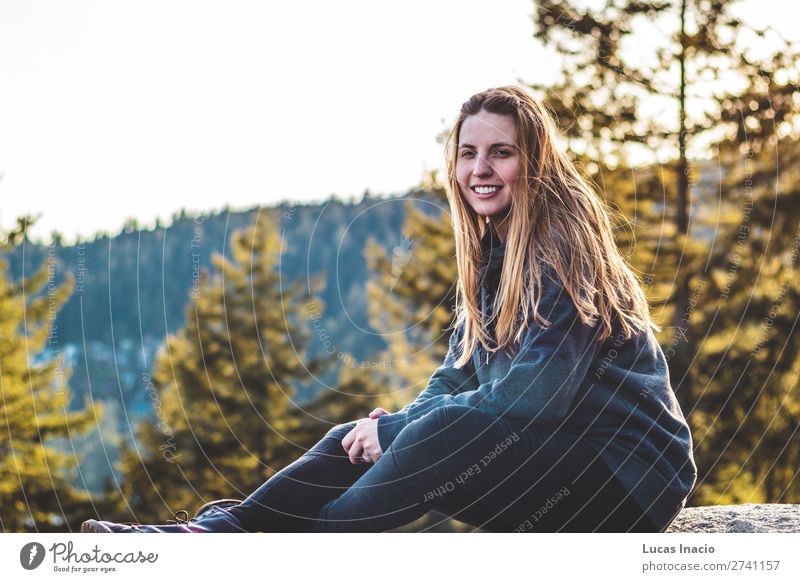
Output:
top-left (20, 542), bottom-right (46, 570)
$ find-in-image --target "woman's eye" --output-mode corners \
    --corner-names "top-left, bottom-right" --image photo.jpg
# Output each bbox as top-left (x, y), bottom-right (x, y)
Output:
top-left (460, 150), bottom-right (475, 158)
top-left (495, 150), bottom-right (511, 156)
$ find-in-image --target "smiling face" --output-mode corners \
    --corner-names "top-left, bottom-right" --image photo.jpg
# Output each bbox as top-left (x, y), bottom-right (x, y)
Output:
top-left (455, 109), bottom-right (521, 240)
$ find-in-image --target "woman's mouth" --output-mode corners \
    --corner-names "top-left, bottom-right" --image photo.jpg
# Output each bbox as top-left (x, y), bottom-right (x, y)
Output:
top-left (471, 185), bottom-right (502, 199)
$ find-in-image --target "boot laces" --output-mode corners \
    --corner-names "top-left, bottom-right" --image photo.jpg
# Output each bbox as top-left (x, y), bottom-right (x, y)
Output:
top-left (166, 510), bottom-right (191, 525)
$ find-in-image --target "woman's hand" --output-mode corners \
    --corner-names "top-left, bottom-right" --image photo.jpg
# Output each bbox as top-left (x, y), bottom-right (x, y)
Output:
top-left (342, 408), bottom-right (390, 464)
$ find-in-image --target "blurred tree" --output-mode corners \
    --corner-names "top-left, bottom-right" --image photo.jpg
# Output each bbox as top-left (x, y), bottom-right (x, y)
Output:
top-left (693, 101), bottom-right (800, 504)
top-left (533, 0), bottom-right (758, 407)
top-left (361, 184), bottom-right (477, 531)
top-left (0, 221), bottom-right (99, 532)
top-left (115, 211), bottom-right (331, 522)
top-left (364, 189), bottom-right (458, 407)
top-left (531, 0), bottom-right (800, 505)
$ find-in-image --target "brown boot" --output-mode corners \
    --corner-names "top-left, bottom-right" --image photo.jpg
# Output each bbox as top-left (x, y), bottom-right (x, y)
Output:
top-left (80, 500), bottom-right (245, 533)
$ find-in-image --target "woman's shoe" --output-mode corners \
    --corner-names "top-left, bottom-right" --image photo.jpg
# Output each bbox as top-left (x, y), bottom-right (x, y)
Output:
top-left (80, 501), bottom-right (246, 533)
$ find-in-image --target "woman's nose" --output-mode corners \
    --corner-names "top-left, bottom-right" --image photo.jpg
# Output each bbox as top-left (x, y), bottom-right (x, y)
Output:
top-left (472, 155), bottom-right (493, 177)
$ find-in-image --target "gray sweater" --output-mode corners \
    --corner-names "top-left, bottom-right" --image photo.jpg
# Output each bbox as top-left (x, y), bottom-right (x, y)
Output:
top-left (377, 226), bottom-right (697, 531)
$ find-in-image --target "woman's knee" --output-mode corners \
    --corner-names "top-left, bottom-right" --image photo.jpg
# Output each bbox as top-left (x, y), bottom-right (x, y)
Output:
top-left (396, 406), bottom-right (458, 447)
top-left (325, 421), bottom-right (357, 438)
top-left (396, 405), bottom-right (514, 449)
top-left (386, 407), bottom-right (455, 473)
top-left (306, 421), bottom-right (357, 457)
top-left (405, 405), bottom-right (516, 444)
top-left (389, 405), bottom-right (508, 473)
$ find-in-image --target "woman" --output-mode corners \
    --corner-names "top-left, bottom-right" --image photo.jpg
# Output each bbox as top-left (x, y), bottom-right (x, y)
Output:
top-left (82, 85), bottom-right (696, 533)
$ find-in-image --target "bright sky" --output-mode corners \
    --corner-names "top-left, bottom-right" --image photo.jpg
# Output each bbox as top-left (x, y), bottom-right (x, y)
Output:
top-left (0, 0), bottom-right (796, 244)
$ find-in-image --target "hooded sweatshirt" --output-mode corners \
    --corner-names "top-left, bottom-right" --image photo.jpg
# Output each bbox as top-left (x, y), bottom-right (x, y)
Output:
top-left (377, 225), bottom-right (697, 531)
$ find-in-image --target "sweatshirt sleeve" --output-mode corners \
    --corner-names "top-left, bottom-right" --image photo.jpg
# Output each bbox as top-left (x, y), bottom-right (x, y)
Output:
top-left (380, 267), bottom-right (604, 449)
top-left (449, 273), bottom-right (604, 429)
top-left (376, 322), bottom-right (478, 452)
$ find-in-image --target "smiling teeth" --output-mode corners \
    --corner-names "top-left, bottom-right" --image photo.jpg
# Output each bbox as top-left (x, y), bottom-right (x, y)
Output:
top-left (474, 186), bottom-right (499, 194)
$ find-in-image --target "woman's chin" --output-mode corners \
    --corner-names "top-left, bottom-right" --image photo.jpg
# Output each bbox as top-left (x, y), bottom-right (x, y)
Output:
top-left (475, 207), bottom-right (511, 223)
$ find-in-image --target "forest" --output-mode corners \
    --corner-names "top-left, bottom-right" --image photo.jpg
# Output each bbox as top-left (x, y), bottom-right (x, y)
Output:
top-left (1, 0), bottom-right (799, 532)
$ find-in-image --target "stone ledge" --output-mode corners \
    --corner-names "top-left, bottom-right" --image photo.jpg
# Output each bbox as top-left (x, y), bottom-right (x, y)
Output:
top-left (666, 504), bottom-right (800, 533)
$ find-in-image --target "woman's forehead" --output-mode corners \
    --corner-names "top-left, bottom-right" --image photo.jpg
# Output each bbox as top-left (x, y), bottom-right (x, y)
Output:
top-left (459, 111), bottom-right (517, 144)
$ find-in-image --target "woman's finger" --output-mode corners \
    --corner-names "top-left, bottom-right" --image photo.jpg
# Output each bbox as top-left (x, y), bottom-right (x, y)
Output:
top-left (347, 433), bottom-right (366, 465)
top-left (363, 441), bottom-right (381, 463)
top-left (365, 419), bottom-right (383, 462)
top-left (341, 425), bottom-right (357, 454)
top-left (368, 407), bottom-right (388, 419)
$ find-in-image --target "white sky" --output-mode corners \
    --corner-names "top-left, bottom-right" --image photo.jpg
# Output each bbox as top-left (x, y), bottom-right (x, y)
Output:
top-left (0, 0), bottom-right (796, 244)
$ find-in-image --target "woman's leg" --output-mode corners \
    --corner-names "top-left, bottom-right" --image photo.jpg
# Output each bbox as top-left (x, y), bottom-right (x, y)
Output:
top-left (310, 404), bottom-right (659, 532)
top-left (227, 420), bottom-right (371, 532)
top-left (82, 420), bottom-right (372, 533)
top-left (487, 441), bottom-right (658, 533)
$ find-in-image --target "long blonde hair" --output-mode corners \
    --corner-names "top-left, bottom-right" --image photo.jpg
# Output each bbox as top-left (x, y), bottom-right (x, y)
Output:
top-left (445, 86), bottom-right (660, 368)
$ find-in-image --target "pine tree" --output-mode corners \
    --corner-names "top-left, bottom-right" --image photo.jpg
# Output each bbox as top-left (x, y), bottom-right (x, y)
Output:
top-left (361, 185), bottom-right (477, 531)
top-left (115, 211), bottom-right (329, 522)
top-left (689, 49), bottom-right (800, 503)
top-left (533, 0), bottom-right (774, 409)
top-left (0, 223), bottom-right (99, 532)
top-left (291, 350), bottom-right (395, 451)
top-left (530, 0), bottom-right (800, 504)
top-left (364, 189), bottom-right (459, 408)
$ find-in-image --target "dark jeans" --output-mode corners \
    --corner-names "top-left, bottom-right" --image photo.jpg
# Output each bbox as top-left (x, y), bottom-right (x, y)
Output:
top-left (227, 404), bottom-right (660, 532)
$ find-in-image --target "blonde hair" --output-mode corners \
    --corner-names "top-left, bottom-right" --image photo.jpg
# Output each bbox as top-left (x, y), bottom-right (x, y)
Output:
top-left (445, 85), bottom-right (660, 368)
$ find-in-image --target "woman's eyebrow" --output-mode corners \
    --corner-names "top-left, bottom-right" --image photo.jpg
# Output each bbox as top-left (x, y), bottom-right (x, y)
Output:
top-left (458, 142), bottom-right (517, 149)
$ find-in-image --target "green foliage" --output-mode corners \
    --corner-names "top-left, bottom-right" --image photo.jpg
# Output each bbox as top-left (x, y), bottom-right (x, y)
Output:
top-left (114, 211), bottom-right (330, 521)
top-left (532, 0), bottom-right (800, 506)
top-left (691, 137), bottom-right (800, 504)
top-left (0, 252), bottom-right (99, 532)
top-left (364, 191), bottom-right (458, 404)
top-left (361, 186), bottom-right (476, 531)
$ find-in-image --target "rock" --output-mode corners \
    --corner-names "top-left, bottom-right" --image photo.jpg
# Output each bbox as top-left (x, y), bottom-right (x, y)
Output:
top-left (666, 504), bottom-right (800, 533)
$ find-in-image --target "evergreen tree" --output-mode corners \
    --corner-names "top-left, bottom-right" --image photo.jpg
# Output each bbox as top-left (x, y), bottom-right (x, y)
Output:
top-left (690, 48), bottom-right (800, 503)
top-left (115, 211), bottom-right (329, 522)
top-left (530, 0), bottom-right (800, 505)
top-left (0, 222), bottom-right (99, 532)
top-left (532, 0), bottom-right (777, 408)
top-left (291, 346), bottom-right (395, 451)
top-left (364, 189), bottom-right (459, 408)
top-left (362, 185), bottom-right (477, 531)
